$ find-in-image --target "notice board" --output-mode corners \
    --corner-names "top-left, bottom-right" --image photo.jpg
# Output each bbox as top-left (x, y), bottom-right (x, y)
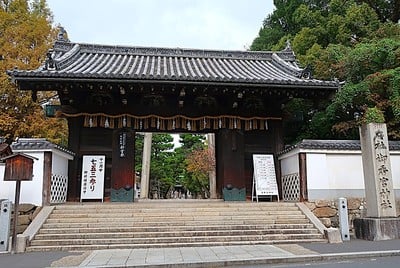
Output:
top-left (80, 155), bottom-right (105, 201)
top-left (252, 154), bottom-right (279, 201)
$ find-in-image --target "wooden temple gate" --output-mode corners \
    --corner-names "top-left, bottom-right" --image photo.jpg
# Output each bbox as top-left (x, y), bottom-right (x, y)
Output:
top-left (8, 36), bottom-right (338, 202)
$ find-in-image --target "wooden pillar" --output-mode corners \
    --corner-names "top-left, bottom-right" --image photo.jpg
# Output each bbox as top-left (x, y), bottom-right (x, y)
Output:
top-left (42, 152), bottom-right (52, 205)
top-left (67, 117), bottom-right (82, 201)
top-left (272, 120), bottom-right (284, 200)
top-left (216, 129), bottom-right (245, 196)
top-left (299, 152), bottom-right (308, 201)
top-left (111, 129), bottom-right (135, 202)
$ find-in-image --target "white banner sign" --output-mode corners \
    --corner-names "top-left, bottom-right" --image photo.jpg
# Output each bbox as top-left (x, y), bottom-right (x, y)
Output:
top-left (80, 155), bottom-right (105, 201)
top-left (253, 154), bottom-right (278, 196)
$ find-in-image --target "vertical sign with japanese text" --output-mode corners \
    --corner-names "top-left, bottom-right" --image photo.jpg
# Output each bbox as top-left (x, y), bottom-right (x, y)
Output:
top-left (360, 123), bottom-right (397, 217)
top-left (119, 132), bottom-right (127, 158)
top-left (80, 155), bottom-right (105, 201)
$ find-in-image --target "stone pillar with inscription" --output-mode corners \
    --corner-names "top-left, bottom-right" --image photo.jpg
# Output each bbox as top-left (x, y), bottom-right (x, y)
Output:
top-left (354, 123), bottom-right (400, 240)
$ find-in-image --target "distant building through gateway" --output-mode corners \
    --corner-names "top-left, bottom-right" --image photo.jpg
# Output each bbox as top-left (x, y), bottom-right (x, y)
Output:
top-left (8, 35), bottom-right (339, 202)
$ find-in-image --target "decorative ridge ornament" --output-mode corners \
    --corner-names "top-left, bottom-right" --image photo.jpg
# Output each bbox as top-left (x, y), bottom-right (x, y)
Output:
top-left (44, 49), bottom-right (56, 70)
top-left (299, 65), bottom-right (313, 79)
top-left (57, 26), bottom-right (69, 42)
top-left (50, 40), bottom-right (295, 61)
top-left (283, 40), bottom-right (293, 52)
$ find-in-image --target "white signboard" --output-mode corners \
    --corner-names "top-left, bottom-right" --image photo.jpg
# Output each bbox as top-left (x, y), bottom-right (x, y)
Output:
top-left (252, 154), bottom-right (279, 201)
top-left (80, 155), bottom-right (105, 201)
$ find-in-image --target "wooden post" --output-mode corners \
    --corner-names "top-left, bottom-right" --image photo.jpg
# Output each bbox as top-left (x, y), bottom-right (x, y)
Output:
top-left (1, 153), bottom-right (37, 253)
top-left (67, 117), bottom-right (82, 201)
top-left (43, 152), bottom-right (52, 205)
top-left (11, 180), bottom-right (21, 254)
top-left (299, 153), bottom-right (308, 202)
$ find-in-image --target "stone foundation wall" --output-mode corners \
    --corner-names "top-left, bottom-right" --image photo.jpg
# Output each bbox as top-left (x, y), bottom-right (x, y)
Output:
top-left (11, 203), bottom-right (41, 234)
top-left (305, 198), bottom-right (400, 232)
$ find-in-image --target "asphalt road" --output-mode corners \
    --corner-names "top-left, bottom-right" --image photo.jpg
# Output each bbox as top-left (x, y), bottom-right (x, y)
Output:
top-left (0, 251), bottom-right (81, 268)
top-left (228, 256), bottom-right (400, 268)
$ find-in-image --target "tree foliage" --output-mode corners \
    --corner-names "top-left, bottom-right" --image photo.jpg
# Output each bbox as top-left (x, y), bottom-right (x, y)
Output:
top-left (356, 0), bottom-right (400, 23)
top-left (147, 133), bottom-right (175, 198)
top-left (252, 0), bottom-right (400, 143)
top-left (138, 133), bottom-right (210, 199)
top-left (177, 134), bottom-right (208, 197)
top-left (0, 0), bottom-right (67, 145)
top-left (185, 142), bottom-right (214, 198)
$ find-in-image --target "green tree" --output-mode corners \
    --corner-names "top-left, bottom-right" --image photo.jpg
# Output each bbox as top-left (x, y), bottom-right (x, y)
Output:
top-left (252, 0), bottom-right (400, 143)
top-left (357, 0), bottom-right (400, 23)
top-left (0, 0), bottom-right (67, 145)
top-left (148, 133), bottom-right (174, 198)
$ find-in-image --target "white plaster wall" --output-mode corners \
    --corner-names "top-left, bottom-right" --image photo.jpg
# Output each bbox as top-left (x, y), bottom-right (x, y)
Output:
top-left (280, 153), bottom-right (299, 176)
top-left (306, 153), bottom-right (329, 189)
top-left (303, 151), bottom-right (400, 200)
top-left (325, 154), bottom-right (365, 189)
top-left (52, 152), bottom-right (69, 177)
top-left (391, 154), bottom-right (400, 188)
top-left (0, 152), bottom-right (44, 206)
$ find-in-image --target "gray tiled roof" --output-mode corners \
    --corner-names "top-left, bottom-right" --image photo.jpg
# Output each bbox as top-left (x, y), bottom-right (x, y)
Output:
top-left (279, 139), bottom-right (400, 155)
top-left (8, 41), bottom-right (339, 88)
top-left (11, 138), bottom-right (74, 156)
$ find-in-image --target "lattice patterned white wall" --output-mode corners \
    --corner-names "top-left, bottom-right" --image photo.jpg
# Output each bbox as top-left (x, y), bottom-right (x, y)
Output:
top-left (50, 174), bottom-right (68, 204)
top-left (282, 173), bottom-right (300, 202)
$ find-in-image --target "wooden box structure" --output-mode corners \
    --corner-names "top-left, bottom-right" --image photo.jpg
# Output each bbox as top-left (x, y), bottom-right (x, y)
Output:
top-left (2, 153), bottom-right (36, 181)
top-left (7, 35), bottom-right (339, 202)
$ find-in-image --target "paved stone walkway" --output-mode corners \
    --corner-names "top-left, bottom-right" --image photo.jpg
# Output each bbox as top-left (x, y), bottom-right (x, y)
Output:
top-left (2, 240), bottom-right (400, 267)
top-left (79, 244), bottom-right (307, 267)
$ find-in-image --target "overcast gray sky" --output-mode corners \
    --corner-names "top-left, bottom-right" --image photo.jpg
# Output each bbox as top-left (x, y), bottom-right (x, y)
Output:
top-left (46, 0), bottom-right (274, 50)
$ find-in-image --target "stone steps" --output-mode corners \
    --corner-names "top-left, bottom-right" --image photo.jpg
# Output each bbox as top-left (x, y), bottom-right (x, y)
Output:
top-left (49, 210), bottom-right (302, 218)
top-left (27, 238), bottom-right (327, 252)
top-left (30, 233), bottom-right (325, 246)
top-left (38, 223), bottom-right (316, 234)
top-left (26, 201), bottom-right (326, 252)
top-left (41, 218), bottom-right (311, 229)
top-left (34, 228), bottom-right (320, 240)
top-left (44, 215), bottom-right (307, 223)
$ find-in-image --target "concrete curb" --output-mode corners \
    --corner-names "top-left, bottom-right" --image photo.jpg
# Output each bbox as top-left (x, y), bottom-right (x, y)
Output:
top-left (296, 202), bottom-right (343, 243)
top-left (23, 206), bottom-right (54, 241)
top-left (296, 202), bottom-right (326, 234)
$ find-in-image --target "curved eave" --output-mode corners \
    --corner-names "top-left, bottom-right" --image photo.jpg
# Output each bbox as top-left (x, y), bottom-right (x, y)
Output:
top-left (8, 72), bottom-right (339, 90)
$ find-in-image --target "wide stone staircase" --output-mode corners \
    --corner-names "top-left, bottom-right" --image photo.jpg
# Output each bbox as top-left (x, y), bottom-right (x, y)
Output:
top-left (27, 201), bottom-right (326, 251)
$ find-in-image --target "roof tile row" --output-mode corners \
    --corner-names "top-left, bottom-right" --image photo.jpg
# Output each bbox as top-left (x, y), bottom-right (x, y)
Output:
top-left (9, 41), bottom-right (339, 88)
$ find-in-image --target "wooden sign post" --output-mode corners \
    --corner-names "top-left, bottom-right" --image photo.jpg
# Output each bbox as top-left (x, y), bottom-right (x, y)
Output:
top-left (252, 154), bottom-right (279, 202)
top-left (2, 153), bottom-right (37, 253)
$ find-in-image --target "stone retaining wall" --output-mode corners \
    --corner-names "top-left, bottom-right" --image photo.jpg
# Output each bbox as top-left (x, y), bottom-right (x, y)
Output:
top-left (11, 203), bottom-right (41, 234)
top-left (305, 198), bottom-right (400, 231)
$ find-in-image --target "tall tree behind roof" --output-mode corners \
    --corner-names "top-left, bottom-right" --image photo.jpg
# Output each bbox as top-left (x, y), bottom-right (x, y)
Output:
top-left (356, 0), bottom-right (400, 23)
top-left (251, 0), bottom-right (400, 142)
top-left (0, 0), bottom-right (67, 145)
